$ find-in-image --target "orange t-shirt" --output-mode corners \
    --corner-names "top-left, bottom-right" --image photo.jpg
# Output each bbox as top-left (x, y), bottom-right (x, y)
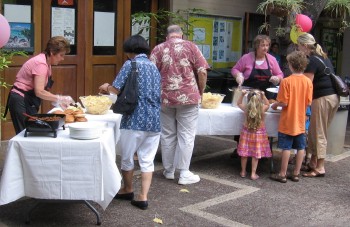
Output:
top-left (277, 74), bottom-right (313, 136)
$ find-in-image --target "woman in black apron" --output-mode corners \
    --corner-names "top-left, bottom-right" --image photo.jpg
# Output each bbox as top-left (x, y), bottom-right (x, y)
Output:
top-left (244, 54), bottom-right (275, 99)
top-left (3, 36), bottom-right (74, 134)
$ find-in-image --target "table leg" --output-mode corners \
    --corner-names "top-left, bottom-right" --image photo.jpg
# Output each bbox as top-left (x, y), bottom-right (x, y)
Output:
top-left (269, 137), bottom-right (275, 173)
top-left (84, 200), bottom-right (101, 225)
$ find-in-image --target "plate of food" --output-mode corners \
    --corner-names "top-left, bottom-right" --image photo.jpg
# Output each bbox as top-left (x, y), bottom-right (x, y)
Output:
top-left (266, 87), bottom-right (279, 93)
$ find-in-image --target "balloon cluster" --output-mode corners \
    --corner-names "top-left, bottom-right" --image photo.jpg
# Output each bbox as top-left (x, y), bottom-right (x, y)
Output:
top-left (0, 14), bottom-right (10, 48)
top-left (290, 14), bottom-right (312, 44)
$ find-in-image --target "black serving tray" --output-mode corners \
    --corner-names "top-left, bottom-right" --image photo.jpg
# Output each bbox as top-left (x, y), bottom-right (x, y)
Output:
top-left (24, 114), bottom-right (66, 138)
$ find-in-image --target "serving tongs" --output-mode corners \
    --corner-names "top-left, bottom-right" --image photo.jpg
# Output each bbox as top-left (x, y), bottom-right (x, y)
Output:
top-left (23, 113), bottom-right (52, 129)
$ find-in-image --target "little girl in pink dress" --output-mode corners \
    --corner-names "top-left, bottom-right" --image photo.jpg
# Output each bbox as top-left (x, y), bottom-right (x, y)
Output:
top-left (237, 89), bottom-right (271, 180)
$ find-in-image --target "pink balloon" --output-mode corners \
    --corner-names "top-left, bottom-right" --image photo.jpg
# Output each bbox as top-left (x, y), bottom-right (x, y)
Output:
top-left (0, 14), bottom-right (10, 48)
top-left (296, 14), bottom-right (312, 32)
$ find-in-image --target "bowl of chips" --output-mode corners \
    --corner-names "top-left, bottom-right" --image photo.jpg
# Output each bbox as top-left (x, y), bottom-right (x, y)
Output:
top-left (80, 95), bottom-right (113, 115)
top-left (201, 93), bottom-right (226, 109)
top-left (98, 93), bottom-right (118, 104)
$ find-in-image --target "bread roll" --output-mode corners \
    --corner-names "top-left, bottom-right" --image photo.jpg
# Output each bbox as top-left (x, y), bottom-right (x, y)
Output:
top-left (64, 109), bottom-right (74, 115)
top-left (75, 117), bottom-right (88, 122)
top-left (65, 114), bottom-right (75, 123)
top-left (73, 109), bottom-right (84, 115)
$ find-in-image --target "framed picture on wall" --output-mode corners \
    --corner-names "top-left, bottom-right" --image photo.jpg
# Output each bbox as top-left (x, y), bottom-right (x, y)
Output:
top-left (3, 22), bottom-right (34, 53)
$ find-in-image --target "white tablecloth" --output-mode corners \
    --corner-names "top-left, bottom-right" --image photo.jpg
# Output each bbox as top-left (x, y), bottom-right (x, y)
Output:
top-left (85, 110), bottom-right (122, 144)
top-left (0, 124), bottom-right (121, 210)
top-left (197, 103), bottom-right (280, 137)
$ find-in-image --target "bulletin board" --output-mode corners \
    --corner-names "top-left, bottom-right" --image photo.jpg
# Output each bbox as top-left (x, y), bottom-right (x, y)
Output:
top-left (189, 14), bottom-right (243, 68)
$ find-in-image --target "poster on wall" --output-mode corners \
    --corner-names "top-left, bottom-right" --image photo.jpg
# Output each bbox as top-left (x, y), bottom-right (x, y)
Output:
top-left (51, 7), bottom-right (75, 45)
top-left (3, 22), bottom-right (34, 52)
top-left (189, 14), bottom-right (242, 68)
top-left (196, 44), bottom-right (211, 59)
top-left (193, 28), bottom-right (206, 43)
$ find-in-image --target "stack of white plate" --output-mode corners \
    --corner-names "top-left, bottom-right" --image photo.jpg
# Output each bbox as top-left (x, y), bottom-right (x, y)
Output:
top-left (68, 122), bottom-right (107, 139)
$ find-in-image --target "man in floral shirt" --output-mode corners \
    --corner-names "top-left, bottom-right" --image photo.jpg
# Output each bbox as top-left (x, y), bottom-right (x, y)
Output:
top-left (150, 25), bottom-right (209, 185)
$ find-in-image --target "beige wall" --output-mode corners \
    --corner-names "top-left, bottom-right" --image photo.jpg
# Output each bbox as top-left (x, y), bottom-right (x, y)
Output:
top-left (170, 0), bottom-right (261, 18)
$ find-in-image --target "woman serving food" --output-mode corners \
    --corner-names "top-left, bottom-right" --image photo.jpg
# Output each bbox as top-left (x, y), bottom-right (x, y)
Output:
top-left (231, 35), bottom-right (284, 100)
top-left (4, 36), bottom-right (74, 134)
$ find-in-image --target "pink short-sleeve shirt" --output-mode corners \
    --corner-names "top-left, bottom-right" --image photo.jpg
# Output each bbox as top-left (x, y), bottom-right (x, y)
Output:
top-left (150, 38), bottom-right (209, 106)
top-left (13, 53), bottom-right (51, 97)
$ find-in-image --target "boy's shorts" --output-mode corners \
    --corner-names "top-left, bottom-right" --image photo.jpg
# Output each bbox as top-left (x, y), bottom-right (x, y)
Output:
top-left (277, 132), bottom-right (306, 151)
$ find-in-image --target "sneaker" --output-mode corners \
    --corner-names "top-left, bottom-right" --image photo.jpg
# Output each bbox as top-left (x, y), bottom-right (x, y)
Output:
top-left (163, 170), bottom-right (175, 180)
top-left (178, 172), bottom-right (200, 185)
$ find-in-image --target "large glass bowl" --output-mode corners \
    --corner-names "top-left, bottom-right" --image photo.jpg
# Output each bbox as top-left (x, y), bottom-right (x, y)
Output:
top-left (98, 93), bottom-right (118, 104)
top-left (201, 93), bottom-right (226, 109)
top-left (79, 95), bottom-right (113, 115)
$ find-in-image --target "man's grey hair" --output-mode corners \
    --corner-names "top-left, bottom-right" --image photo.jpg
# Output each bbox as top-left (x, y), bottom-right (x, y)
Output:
top-left (167, 25), bottom-right (183, 35)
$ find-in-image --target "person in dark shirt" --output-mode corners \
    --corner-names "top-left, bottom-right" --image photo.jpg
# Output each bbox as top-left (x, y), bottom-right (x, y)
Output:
top-left (297, 33), bottom-right (339, 178)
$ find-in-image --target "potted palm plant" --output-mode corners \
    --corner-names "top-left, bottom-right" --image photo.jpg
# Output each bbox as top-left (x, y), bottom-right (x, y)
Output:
top-left (324, 0), bottom-right (350, 19)
top-left (324, 0), bottom-right (350, 33)
top-left (257, 0), bottom-right (305, 37)
top-left (257, 0), bottom-right (304, 18)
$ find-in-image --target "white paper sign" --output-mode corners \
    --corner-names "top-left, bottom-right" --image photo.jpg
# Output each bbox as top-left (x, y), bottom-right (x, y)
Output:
top-left (51, 7), bottom-right (75, 44)
top-left (4, 4), bottom-right (31, 23)
top-left (94, 12), bottom-right (115, 46)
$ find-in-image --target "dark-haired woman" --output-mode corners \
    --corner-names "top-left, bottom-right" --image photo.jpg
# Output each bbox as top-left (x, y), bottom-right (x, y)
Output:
top-left (6, 36), bottom-right (73, 134)
top-left (99, 35), bottom-right (161, 210)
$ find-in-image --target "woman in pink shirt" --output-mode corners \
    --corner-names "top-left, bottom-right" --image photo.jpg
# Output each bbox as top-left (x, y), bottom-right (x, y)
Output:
top-left (231, 35), bottom-right (284, 100)
top-left (4, 36), bottom-right (73, 134)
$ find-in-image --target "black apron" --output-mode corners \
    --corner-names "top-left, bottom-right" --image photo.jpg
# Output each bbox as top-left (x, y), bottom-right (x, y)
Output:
top-left (3, 76), bottom-right (54, 117)
top-left (243, 55), bottom-right (275, 99)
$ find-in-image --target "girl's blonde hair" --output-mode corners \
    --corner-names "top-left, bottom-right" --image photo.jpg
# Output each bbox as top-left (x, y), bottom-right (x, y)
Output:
top-left (297, 33), bottom-right (327, 58)
top-left (246, 90), bottom-right (264, 130)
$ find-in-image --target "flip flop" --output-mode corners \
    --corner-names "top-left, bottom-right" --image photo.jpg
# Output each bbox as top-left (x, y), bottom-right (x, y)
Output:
top-left (302, 170), bottom-right (325, 177)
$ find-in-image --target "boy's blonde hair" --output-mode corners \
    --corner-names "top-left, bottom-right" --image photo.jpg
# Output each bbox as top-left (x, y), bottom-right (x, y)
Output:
top-left (246, 90), bottom-right (264, 130)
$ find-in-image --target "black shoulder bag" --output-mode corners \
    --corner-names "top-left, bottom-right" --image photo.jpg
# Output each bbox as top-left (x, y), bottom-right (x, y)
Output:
top-left (112, 60), bottom-right (139, 115)
top-left (313, 56), bottom-right (349, 97)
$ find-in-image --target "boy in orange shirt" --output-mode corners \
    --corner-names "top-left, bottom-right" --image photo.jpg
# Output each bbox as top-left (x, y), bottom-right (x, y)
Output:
top-left (270, 51), bottom-right (313, 183)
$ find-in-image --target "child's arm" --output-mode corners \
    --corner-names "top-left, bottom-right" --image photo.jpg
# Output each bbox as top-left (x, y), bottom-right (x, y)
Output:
top-left (237, 89), bottom-right (248, 111)
top-left (271, 101), bottom-right (287, 110)
top-left (260, 91), bottom-right (270, 112)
